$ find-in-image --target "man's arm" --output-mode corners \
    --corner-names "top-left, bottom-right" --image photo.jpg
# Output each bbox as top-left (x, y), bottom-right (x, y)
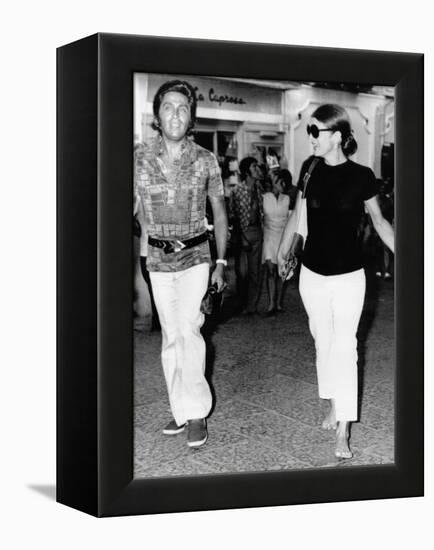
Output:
top-left (208, 195), bottom-right (228, 291)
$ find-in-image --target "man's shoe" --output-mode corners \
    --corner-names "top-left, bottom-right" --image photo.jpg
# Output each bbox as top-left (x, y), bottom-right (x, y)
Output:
top-left (187, 418), bottom-right (208, 448)
top-left (162, 420), bottom-right (186, 435)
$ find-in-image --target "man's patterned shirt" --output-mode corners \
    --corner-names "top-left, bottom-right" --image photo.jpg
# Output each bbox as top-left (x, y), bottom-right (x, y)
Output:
top-left (231, 180), bottom-right (264, 232)
top-left (135, 137), bottom-right (224, 272)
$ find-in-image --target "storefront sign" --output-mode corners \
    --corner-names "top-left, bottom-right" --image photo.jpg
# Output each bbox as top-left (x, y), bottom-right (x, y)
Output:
top-left (195, 87), bottom-right (247, 107)
top-left (148, 74), bottom-right (282, 115)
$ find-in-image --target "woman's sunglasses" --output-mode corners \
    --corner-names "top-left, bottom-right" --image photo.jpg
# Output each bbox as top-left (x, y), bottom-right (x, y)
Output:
top-left (306, 124), bottom-right (334, 139)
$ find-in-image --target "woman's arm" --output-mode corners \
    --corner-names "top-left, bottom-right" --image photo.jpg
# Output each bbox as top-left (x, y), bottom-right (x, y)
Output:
top-left (277, 190), bottom-right (302, 277)
top-left (364, 195), bottom-right (395, 253)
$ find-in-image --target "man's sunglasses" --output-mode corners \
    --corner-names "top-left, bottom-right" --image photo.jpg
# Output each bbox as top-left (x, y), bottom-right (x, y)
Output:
top-left (306, 124), bottom-right (334, 138)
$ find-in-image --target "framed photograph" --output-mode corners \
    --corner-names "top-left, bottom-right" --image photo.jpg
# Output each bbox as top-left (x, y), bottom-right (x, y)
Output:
top-left (57, 33), bottom-right (423, 517)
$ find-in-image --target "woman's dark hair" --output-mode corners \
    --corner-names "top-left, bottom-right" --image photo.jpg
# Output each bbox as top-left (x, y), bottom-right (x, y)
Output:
top-left (267, 168), bottom-right (293, 196)
top-left (312, 103), bottom-right (358, 157)
top-left (277, 168), bottom-right (293, 194)
top-left (152, 80), bottom-right (197, 135)
top-left (239, 156), bottom-right (258, 181)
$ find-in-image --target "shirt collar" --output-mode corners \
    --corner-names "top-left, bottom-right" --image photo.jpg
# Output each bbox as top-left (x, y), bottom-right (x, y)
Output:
top-left (148, 135), bottom-right (198, 165)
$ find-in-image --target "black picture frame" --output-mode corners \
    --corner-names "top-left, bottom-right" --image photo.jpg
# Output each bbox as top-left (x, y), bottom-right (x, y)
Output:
top-left (56, 32), bottom-right (423, 517)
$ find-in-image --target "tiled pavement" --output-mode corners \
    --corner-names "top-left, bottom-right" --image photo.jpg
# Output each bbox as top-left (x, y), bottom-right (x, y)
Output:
top-left (133, 266), bottom-right (394, 478)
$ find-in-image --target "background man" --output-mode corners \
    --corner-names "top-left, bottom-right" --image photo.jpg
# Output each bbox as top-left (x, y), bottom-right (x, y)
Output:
top-left (134, 80), bottom-right (228, 448)
top-left (231, 156), bottom-right (264, 314)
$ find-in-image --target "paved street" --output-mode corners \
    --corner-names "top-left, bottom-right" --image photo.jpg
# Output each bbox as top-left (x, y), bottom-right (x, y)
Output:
top-left (133, 263), bottom-right (394, 478)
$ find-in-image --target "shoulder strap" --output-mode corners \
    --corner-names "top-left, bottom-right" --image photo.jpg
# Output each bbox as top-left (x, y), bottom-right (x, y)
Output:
top-left (301, 157), bottom-right (320, 199)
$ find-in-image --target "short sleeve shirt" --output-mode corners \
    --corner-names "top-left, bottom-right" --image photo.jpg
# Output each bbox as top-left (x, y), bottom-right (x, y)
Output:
top-left (135, 137), bottom-right (224, 272)
top-left (232, 181), bottom-right (264, 232)
top-left (297, 157), bottom-right (377, 275)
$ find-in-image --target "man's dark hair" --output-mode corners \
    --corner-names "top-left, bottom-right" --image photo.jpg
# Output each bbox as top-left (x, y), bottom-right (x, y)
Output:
top-left (152, 79), bottom-right (197, 135)
top-left (239, 156), bottom-right (258, 181)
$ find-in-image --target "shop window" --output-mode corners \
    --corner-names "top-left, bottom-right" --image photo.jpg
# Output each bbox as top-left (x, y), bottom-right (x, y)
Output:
top-left (194, 131), bottom-right (215, 154)
top-left (194, 131), bottom-right (236, 159)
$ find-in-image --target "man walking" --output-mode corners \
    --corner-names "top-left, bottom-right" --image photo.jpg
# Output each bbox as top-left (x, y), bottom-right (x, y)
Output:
top-left (135, 80), bottom-right (228, 448)
top-left (231, 156), bottom-right (264, 314)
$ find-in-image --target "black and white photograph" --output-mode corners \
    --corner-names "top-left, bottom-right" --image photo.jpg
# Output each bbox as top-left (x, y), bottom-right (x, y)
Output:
top-left (6, 0), bottom-right (431, 545)
top-left (133, 72), bottom-right (396, 477)
top-left (54, 31), bottom-right (422, 520)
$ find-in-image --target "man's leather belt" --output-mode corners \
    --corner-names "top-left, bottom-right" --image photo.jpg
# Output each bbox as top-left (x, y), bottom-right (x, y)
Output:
top-left (148, 232), bottom-right (208, 254)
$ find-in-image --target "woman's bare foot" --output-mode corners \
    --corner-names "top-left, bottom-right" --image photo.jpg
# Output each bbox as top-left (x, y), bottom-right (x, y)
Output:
top-left (335, 421), bottom-right (353, 459)
top-left (266, 302), bottom-right (276, 315)
top-left (322, 399), bottom-right (337, 430)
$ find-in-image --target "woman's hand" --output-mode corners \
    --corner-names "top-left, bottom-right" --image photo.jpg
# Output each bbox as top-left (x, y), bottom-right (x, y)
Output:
top-left (277, 253), bottom-right (288, 280)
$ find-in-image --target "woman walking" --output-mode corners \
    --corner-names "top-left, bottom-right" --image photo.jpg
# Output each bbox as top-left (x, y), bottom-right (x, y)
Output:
top-left (278, 104), bottom-right (394, 459)
top-left (261, 169), bottom-right (292, 314)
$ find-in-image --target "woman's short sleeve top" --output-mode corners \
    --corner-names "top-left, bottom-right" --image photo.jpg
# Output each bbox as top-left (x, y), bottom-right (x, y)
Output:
top-left (297, 157), bottom-right (378, 275)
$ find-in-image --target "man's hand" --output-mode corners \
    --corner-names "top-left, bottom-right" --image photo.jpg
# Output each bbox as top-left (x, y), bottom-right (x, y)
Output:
top-left (241, 236), bottom-right (252, 251)
top-left (210, 264), bottom-right (226, 292)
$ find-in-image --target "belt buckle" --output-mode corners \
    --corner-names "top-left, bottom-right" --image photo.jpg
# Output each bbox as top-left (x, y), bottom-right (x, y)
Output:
top-left (173, 239), bottom-right (186, 253)
top-left (162, 240), bottom-right (175, 254)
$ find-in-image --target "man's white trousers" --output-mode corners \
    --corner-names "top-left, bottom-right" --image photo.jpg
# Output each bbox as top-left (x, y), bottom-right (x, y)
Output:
top-left (150, 263), bottom-right (212, 426)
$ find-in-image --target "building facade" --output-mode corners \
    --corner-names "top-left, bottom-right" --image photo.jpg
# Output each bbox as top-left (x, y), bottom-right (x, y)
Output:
top-left (134, 73), bottom-right (395, 184)
top-left (133, 73), bottom-right (395, 324)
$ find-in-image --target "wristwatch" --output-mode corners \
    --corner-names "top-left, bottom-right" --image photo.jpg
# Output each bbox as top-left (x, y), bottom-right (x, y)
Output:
top-left (216, 259), bottom-right (227, 266)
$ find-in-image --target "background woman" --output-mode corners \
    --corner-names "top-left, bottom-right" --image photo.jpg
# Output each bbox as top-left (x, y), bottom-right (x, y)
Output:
top-left (278, 104), bottom-right (394, 459)
top-left (261, 169), bottom-right (293, 314)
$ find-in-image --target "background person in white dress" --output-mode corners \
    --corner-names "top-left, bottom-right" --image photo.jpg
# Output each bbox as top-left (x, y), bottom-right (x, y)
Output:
top-left (261, 169), bottom-right (293, 314)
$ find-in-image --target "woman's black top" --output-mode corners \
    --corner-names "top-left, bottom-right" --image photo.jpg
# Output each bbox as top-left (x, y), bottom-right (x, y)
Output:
top-left (297, 157), bottom-right (377, 276)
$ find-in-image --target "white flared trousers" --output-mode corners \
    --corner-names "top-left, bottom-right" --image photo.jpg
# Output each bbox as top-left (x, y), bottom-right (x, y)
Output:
top-left (299, 265), bottom-right (366, 421)
top-left (149, 263), bottom-right (212, 426)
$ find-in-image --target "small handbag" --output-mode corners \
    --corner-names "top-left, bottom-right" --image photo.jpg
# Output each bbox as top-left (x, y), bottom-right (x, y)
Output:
top-left (133, 215), bottom-right (142, 238)
top-left (281, 158), bottom-right (320, 281)
top-left (200, 283), bottom-right (223, 315)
